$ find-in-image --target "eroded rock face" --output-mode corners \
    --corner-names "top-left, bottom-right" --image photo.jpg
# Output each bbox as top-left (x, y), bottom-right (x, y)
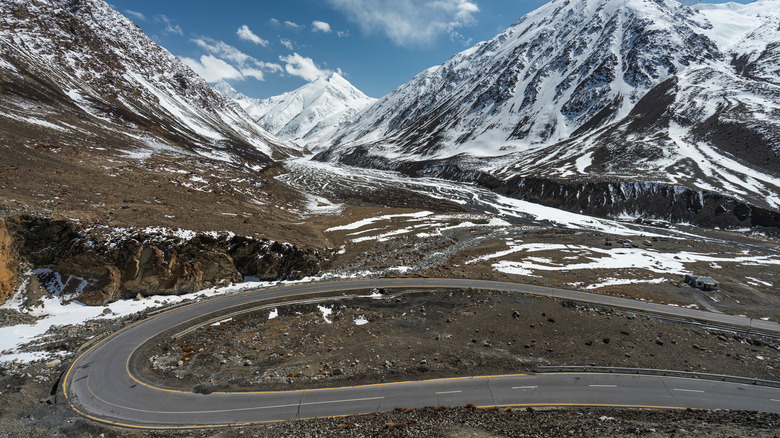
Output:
top-left (0, 219), bottom-right (20, 305)
top-left (118, 242), bottom-right (243, 299)
top-left (3, 216), bottom-right (331, 306)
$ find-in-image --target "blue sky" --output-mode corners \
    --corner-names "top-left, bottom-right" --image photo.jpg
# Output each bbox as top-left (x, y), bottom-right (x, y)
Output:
top-left (109, 0), bottom-right (746, 100)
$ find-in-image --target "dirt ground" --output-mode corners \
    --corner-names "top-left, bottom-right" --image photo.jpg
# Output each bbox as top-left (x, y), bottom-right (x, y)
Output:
top-left (14, 406), bottom-right (780, 437)
top-left (319, 219), bottom-right (780, 320)
top-left (138, 289), bottom-right (780, 393)
top-left (443, 228), bottom-right (780, 319)
top-left (0, 143), bottom-right (446, 249)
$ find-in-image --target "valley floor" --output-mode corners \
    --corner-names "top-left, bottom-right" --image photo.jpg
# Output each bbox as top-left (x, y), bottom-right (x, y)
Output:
top-left (0, 157), bottom-right (778, 436)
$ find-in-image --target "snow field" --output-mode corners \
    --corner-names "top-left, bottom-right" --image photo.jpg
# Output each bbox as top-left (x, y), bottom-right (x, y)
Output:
top-left (469, 239), bottom-right (780, 291)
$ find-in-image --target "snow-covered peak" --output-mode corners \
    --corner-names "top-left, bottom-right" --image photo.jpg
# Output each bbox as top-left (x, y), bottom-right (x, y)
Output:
top-left (225, 73), bottom-right (375, 147)
top-left (213, 79), bottom-right (246, 101)
top-left (692, 0), bottom-right (780, 66)
top-left (328, 0), bottom-right (722, 158)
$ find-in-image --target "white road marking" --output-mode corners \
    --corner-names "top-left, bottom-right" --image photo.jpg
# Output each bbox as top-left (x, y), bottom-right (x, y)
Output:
top-left (513, 386), bottom-right (538, 390)
top-left (771, 399), bottom-right (780, 402)
top-left (673, 389), bottom-right (704, 393)
top-left (300, 396), bottom-right (385, 406)
top-left (435, 390), bottom-right (462, 395)
top-left (589, 385), bottom-right (617, 388)
top-left (107, 396), bottom-right (388, 415)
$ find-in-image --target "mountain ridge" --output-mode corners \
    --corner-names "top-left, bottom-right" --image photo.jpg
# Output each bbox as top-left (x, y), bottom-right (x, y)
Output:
top-left (0, 0), bottom-right (298, 164)
top-left (316, 0), bottom-right (780, 214)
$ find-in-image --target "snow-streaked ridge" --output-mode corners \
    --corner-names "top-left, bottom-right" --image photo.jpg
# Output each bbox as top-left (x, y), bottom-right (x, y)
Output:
top-left (0, 0), bottom-right (300, 162)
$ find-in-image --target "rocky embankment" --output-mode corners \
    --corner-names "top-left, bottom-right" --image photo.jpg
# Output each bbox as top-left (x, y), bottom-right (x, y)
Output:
top-left (0, 218), bottom-right (19, 304)
top-left (316, 150), bottom-right (780, 230)
top-left (498, 176), bottom-right (780, 230)
top-left (0, 215), bottom-right (332, 306)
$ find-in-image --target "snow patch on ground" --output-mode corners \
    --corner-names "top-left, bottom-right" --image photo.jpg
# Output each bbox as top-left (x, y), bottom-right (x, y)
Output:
top-left (210, 317), bottom-right (232, 326)
top-left (745, 277), bottom-right (772, 287)
top-left (583, 277), bottom-right (668, 290)
top-left (318, 305), bottom-right (333, 324)
top-left (328, 210), bottom-right (514, 244)
top-left (303, 193), bottom-right (343, 215)
top-left (469, 240), bottom-right (780, 286)
top-left (0, 277), bottom-right (302, 364)
top-left (325, 211), bottom-right (433, 232)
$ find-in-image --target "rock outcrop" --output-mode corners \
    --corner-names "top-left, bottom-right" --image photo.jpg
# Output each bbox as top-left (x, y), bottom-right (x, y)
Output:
top-left (3, 216), bottom-right (332, 306)
top-left (0, 219), bottom-right (19, 305)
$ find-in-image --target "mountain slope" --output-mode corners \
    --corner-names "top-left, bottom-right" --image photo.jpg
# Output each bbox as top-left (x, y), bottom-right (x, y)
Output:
top-left (0, 0), bottom-right (298, 165)
top-left (318, 0), bottom-right (780, 215)
top-left (216, 74), bottom-right (375, 149)
top-left (0, 0), bottom-right (331, 247)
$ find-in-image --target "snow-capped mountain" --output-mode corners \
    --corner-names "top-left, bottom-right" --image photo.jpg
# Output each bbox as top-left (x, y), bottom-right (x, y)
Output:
top-left (216, 74), bottom-right (375, 149)
top-left (319, 0), bottom-right (780, 212)
top-left (0, 0), bottom-right (298, 165)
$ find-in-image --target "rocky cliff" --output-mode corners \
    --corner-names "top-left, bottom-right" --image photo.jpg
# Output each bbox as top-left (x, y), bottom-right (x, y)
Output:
top-left (3, 216), bottom-right (333, 306)
top-left (0, 219), bottom-right (19, 305)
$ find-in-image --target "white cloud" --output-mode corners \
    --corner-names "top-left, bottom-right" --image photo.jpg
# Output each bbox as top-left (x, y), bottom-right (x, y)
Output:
top-left (124, 10), bottom-right (145, 21)
top-left (312, 20), bottom-right (332, 33)
top-left (240, 67), bottom-right (266, 81)
top-left (337, 30), bottom-right (350, 38)
top-left (285, 20), bottom-right (304, 30)
top-left (279, 53), bottom-right (333, 82)
top-left (193, 38), bottom-right (252, 65)
top-left (281, 38), bottom-right (294, 50)
top-left (181, 55), bottom-right (243, 82)
top-left (190, 38), bottom-right (282, 82)
top-left (158, 15), bottom-right (183, 36)
top-left (450, 30), bottom-right (473, 47)
top-left (325, 0), bottom-right (479, 47)
top-left (270, 18), bottom-right (281, 26)
top-left (237, 25), bottom-right (269, 47)
top-left (260, 62), bottom-right (284, 74)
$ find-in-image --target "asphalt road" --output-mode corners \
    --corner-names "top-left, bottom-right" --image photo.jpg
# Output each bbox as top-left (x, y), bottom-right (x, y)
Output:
top-left (63, 278), bottom-right (780, 428)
